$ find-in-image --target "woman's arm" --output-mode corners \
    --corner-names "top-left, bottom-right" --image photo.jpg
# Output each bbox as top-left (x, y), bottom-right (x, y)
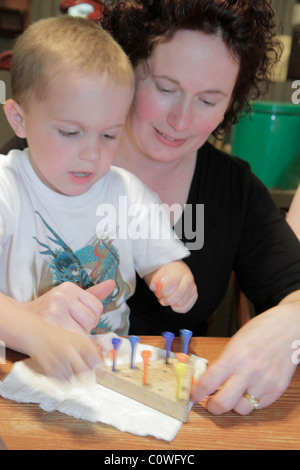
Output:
top-left (0, 280), bottom-right (115, 379)
top-left (286, 185), bottom-right (300, 241)
top-left (0, 291), bottom-right (103, 378)
top-left (192, 290), bottom-right (300, 414)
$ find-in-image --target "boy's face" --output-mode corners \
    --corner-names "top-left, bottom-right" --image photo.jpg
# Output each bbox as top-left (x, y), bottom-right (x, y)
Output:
top-left (20, 72), bottom-right (133, 196)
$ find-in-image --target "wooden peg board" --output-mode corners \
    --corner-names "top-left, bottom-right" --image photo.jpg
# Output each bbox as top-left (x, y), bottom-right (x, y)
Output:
top-left (96, 356), bottom-right (194, 422)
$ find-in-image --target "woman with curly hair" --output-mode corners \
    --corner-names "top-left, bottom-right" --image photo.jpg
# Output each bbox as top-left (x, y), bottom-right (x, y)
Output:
top-left (2, 0), bottom-right (300, 416)
top-left (100, 0), bottom-right (300, 416)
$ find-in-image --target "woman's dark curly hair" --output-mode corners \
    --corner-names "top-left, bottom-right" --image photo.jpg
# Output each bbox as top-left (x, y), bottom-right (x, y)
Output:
top-left (101, 0), bottom-right (282, 134)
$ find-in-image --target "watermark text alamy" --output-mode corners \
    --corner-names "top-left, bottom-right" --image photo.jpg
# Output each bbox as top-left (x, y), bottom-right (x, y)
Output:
top-left (291, 80), bottom-right (300, 105)
top-left (96, 197), bottom-right (204, 250)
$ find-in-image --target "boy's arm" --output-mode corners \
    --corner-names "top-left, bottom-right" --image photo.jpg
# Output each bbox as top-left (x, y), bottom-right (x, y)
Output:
top-left (143, 260), bottom-right (198, 313)
top-left (0, 284), bottom-right (114, 379)
top-left (0, 291), bottom-right (39, 356)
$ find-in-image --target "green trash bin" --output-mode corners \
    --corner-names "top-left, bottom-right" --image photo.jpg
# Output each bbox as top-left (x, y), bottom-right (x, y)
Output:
top-left (231, 101), bottom-right (300, 189)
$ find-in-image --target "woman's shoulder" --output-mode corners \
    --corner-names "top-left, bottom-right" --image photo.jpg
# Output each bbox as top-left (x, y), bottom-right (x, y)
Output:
top-left (199, 141), bottom-right (251, 174)
top-left (192, 141), bottom-right (253, 193)
top-left (191, 141), bottom-right (269, 208)
top-left (0, 137), bottom-right (27, 155)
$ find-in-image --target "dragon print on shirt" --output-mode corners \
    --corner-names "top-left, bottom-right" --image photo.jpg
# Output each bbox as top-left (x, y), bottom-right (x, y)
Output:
top-left (33, 211), bottom-right (131, 333)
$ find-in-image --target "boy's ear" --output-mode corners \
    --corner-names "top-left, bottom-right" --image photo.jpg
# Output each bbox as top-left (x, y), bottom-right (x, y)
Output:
top-left (3, 99), bottom-right (27, 138)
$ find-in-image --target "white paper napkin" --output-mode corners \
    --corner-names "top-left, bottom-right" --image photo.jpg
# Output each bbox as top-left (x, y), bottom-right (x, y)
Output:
top-left (0, 333), bottom-right (207, 441)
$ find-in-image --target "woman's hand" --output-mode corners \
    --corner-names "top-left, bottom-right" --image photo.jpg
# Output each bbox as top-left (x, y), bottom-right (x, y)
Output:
top-left (0, 282), bottom-right (116, 380)
top-left (145, 260), bottom-right (198, 313)
top-left (24, 320), bottom-right (104, 380)
top-left (26, 280), bottom-right (116, 334)
top-left (191, 292), bottom-right (300, 414)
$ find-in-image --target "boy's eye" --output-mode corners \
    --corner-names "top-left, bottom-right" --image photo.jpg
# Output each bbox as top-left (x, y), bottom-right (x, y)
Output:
top-left (102, 133), bottom-right (116, 140)
top-left (58, 129), bottom-right (78, 137)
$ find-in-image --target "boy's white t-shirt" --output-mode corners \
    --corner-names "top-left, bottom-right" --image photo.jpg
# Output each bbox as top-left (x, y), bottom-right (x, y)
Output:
top-left (0, 149), bottom-right (189, 335)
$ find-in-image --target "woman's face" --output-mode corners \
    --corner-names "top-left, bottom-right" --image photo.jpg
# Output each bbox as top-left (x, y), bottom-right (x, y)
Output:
top-left (128, 30), bottom-right (240, 163)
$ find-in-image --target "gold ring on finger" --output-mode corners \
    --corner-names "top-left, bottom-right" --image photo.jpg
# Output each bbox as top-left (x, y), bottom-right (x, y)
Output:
top-left (243, 392), bottom-right (261, 409)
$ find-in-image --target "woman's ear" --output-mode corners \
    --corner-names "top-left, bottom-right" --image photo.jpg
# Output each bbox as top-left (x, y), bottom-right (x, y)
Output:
top-left (3, 99), bottom-right (27, 138)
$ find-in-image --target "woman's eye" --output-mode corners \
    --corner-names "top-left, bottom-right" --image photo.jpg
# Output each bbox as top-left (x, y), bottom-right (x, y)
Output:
top-left (198, 95), bottom-right (218, 107)
top-left (156, 83), bottom-right (174, 94)
top-left (199, 99), bottom-right (216, 107)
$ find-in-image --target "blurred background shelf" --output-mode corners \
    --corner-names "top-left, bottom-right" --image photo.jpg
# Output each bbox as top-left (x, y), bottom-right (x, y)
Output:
top-left (0, 0), bottom-right (31, 35)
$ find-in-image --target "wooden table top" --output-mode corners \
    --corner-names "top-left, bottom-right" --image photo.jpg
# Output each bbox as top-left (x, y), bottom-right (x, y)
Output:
top-left (0, 335), bottom-right (300, 450)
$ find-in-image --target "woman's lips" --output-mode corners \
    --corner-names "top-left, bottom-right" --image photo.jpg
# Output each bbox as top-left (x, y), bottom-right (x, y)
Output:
top-left (154, 127), bottom-right (186, 147)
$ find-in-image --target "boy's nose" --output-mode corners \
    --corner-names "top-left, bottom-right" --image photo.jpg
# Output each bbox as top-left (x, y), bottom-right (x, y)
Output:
top-left (78, 140), bottom-right (101, 161)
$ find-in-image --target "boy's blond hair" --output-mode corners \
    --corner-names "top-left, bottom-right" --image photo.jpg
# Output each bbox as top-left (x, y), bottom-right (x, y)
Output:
top-left (11, 15), bottom-right (134, 108)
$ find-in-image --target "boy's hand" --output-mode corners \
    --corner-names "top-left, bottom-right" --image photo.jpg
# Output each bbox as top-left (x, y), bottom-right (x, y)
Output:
top-left (146, 261), bottom-right (198, 313)
top-left (27, 279), bottom-right (115, 334)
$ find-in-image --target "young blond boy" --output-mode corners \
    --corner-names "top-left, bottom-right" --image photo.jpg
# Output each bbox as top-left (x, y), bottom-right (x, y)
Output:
top-left (0, 16), bottom-right (197, 378)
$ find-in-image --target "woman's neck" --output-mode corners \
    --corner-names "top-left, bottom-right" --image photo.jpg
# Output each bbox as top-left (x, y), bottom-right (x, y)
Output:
top-left (115, 132), bottom-right (197, 208)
